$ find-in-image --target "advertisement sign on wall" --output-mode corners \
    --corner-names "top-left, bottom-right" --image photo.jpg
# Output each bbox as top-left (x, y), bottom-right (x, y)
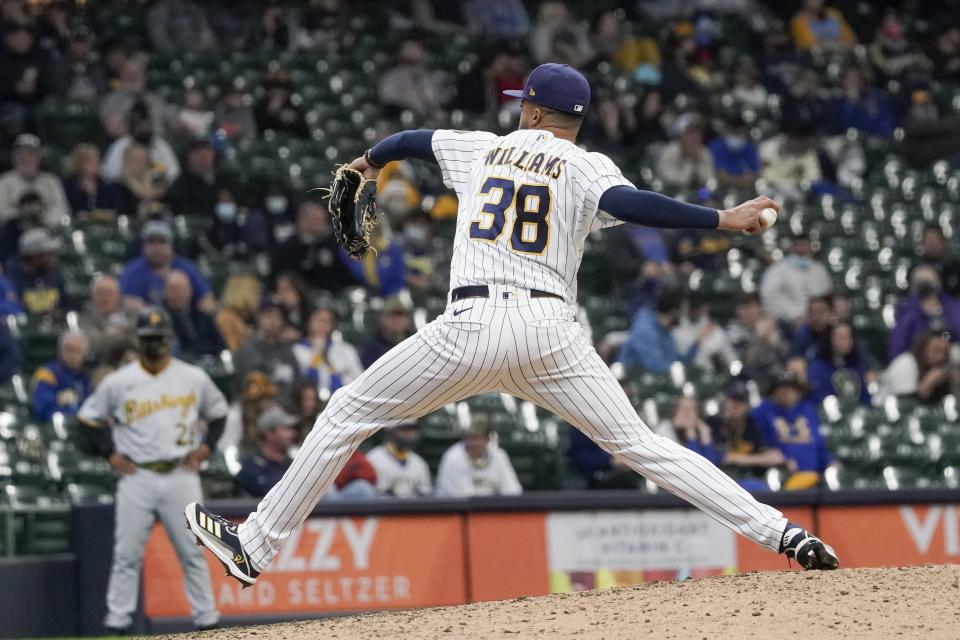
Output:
top-left (544, 510), bottom-right (736, 590)
top-left (143, 514), bottom-right (466, 617)
top-left (818, 504), bottom-right (960, 567)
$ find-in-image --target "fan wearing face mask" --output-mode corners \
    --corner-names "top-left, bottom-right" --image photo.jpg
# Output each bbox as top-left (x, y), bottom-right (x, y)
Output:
top-left (205, 187), bottom-right (259, 259)
top-left (889, 265), bottom-right (960, 359)
top-left (759, 233), bottom-right (832, 326)
top-left (166, 139), bottom-right (230, 218)
top-left (709, 115), bottom-right (760, 189)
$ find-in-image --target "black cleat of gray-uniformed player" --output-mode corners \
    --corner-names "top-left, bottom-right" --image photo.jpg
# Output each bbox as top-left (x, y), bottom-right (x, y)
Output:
top-left (185, 502), bottom-right (260, 587)
top-left (780, 522), bottom-right (840, 570)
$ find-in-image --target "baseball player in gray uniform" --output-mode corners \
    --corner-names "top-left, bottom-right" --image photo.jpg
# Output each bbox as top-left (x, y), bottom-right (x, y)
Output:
top-left (81, 307), bottom-right (228, 632)
top-left (187, 64), bottom-right (838, 586)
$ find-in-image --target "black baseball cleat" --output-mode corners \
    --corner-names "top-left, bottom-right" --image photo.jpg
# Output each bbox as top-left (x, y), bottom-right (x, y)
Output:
top-left (185, 502), bottom-right (260, 588)
top-left (780, 522), bottom-right (840, 570)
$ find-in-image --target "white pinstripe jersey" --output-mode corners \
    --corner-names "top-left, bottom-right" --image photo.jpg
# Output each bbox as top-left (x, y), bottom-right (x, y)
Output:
top-left (432, 128), bottom-right (634, 303)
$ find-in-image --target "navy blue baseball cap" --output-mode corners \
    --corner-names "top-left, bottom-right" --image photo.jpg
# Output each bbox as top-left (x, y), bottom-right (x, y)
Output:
top-left (503, 63), bottom-right (590, 116)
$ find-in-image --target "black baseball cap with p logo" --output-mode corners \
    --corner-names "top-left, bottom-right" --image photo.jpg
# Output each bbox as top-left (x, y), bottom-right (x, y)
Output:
top-left (503, 63), bottom-right (591, 116)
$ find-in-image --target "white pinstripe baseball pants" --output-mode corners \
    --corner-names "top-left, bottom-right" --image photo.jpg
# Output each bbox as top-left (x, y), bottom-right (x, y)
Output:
top-left (238, 287), bottom-right (787, 569)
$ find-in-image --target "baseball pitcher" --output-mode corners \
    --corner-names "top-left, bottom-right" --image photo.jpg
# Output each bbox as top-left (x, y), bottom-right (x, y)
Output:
top-left (80, 307), bottom-right (228, 632)
top-left (187, 64), bottom-right (838, 587)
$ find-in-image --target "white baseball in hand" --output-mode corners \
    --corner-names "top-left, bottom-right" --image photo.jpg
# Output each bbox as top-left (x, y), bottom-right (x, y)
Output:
top-left (760, 207), bottom-right (778, 230)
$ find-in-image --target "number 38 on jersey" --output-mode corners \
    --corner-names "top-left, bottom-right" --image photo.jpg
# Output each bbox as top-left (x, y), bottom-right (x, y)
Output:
top-left (469, 176), bottom-right (551, 255)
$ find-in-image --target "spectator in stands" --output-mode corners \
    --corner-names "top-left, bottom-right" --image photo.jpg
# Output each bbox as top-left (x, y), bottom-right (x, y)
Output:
top-left (169, 87), bottom-right (213, 143)
top-left (583, 95), bottom-right (641, 153)
top-left (0, 317), bottom-right (20, 384)
top-left (731, 58), bottom-right (768, 109)
top-left (870, 12), bottom-right (930, 81)
top-left (672, 295), bottom-right (737, 372)
top-left (759, 122), bottom-right (824, 199)
top-left (452, 45), bottom-right (524, 115)
top-left (709, 115), bottom-right (760, 189)
top-left (790, 0), bottom-right (856, 53)
top-left (293, 307), bottom-right (363, 398)
top-left (63, 144), bottom-right (116, 222)
top-left (655, 113), bottom-right (714, 189)
top-left (790, 295), bottom-right (834, 358)
top-left (0, 269), bottom-right (23, 316)
top-left (273, 272), bottom-right (312, 340)
top-left (147, 0), bottom-right (217, 55)
top-left (631, 89), bottom-right (668, 148)
top-left (204, 186), bottom-right (262, 259)
top-left (913, 223), bottom-right (960, 297)
top-left (932, 25), bottom-right (960, 83)
top-left (361, 297), bottom-right (413, 368)
top-left (235, 406), bottom-right (299, 498)
top-left (0, 191), bottom-right (46, 264)
top-left (248, 180), bottom-right (295, 247)
top-left (328, 450), bottom-right (378, 499)
top-left (655, 396), bottom-right (718, 462)
top-left (342, 225), bottom-right (408, 298)
top-left (807, 322), bottom-right (873, 406)
top-left (529, 1), bottom-right (593, 68)
top-left (400, 211), bottom-right (444, 296)
top-left (216, 273), bottom-right (261, 352)
top-left (378, 39), bottom-right (445, 119)
top-left (707, 382), bottom-right (784, 490)
top-left (367, 423), bottom-right (432, 498)
top-left (214, 85), bottom-right (257, 141)
top-left (222, 371), bottom-right (279, 453)
top-left (165, 140), bottom-right (225, 218)
top-left (102, 100), bottom-right (180, 183)
top-left (889, 265), bottom-right (960, 359)
top-left (291, 378), bottom-right (321, 437)
top-left (37, 1), bottom-right (71, 52)
top-left (464, 0), bottom-right (529, 39)
top-left (270, 198), bottom-right (358, 294)
top-left (254, 69), bottom-right (307, 137)
top-left (254, 2), bottom-right (305, 54)
top-left (876, 331), bottom-right (959, 406)
top-left (31, 330), bottom-right (90, 421)
top-left (752, 370), bottom-right (831, 490)
top-left (436, 415), bottom-right (522, 496)
top-left (0, 23), bottom-right (48, 133)
top-left (829, 66), bottom-right (896, 138)
top-left (780, 70), bottom-right (829, 134)
top-left (726, 292), bottom-right (788, 382)
top-left (619, 287), bottom-right (709, 373)
top-left (567, 426), bottom-right (638, 490)
top-left (50, 27), bottom-right (105, 108)
top-left (114, 143), bottom-right (167, 218)
top-left (760, 234), bottom-right (832, 325)
top-left (6, 228), bottom-right (67, 317)
top-left (98, 56), bottom-right (168, 140)
top-left (120, 220), bottom-right (214, 312)
top-left (590, 9), bottom-right (660, 77)
top-left (233, 301), bottom-right (301, 402)
top-left (0, 134), bottom-right (68, 226)
top-left (163, 270), bottom-right (223, 358)
top-left (77, 274), bottom-right (133, 363)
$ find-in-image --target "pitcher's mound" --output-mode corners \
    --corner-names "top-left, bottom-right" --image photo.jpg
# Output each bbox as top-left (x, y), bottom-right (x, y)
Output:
top-left (177, 564), bottom-right (959, 639)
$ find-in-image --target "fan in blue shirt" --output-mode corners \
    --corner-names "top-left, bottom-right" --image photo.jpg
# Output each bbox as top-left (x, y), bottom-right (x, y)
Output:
top-left (120, 220), bottom-right (213, 311)
top-left (708, 116), bottom-right (760, 189)
top-left (751, 371), bottom-right (832, 489)
top-left (31, 331), bottom-right (91, 421)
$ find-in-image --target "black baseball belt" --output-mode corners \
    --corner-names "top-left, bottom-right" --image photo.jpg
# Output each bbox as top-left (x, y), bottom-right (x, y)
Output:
top-left (135, 458), bottom-right (182, 473)
top-left (450, 285), bottom-right (564, 302)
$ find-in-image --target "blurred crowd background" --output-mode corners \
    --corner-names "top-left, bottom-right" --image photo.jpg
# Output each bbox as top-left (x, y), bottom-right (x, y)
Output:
top-left (1, 0), bottom-right (960, 553)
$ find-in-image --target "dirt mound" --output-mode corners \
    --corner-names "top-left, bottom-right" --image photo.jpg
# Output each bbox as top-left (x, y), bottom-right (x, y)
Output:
top-left (174, 565), bottom-right (959, 640)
